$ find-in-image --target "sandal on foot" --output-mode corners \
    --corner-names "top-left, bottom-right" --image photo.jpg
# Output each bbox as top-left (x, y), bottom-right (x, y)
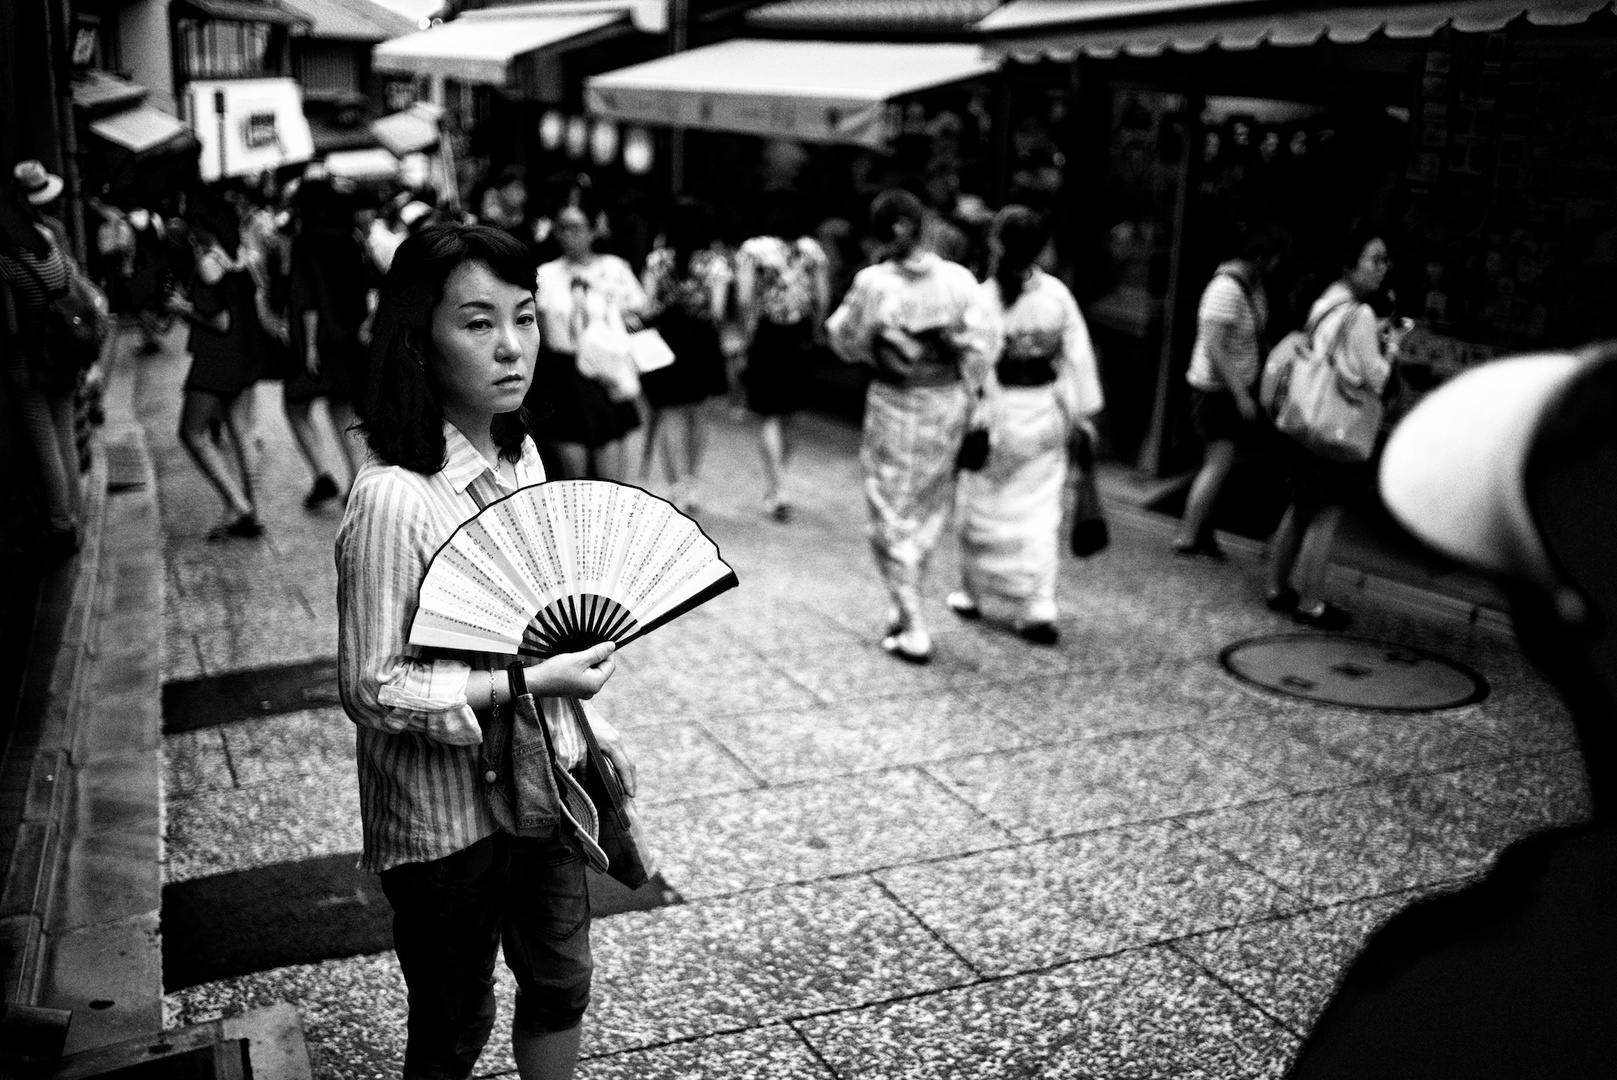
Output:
top-left (1265, 587), bottom-right (1300, 613)
top-left (1173, 538), bottom-right (1227, 561)
top-left (881, 630), bottom-right (932, 665)
top-left (945, 591), bottom-right (982, 621)
top-left (1293, 602), bottom-right (1351, 631)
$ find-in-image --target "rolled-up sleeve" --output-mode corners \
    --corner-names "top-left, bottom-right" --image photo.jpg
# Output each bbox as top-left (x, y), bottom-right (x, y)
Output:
top-left (337, 471), bottom-right (479, 742)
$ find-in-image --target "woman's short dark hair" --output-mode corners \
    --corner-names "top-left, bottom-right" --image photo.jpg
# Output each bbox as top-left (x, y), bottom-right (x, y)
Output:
top-left (1339, 224), bottom-right (1389, 272)
top-left (869, 188), bottom-right (926, 245)
top-left (359, 222), bottom-right (539, 474)
top-left (992, 204), bottom-right (1048, 307)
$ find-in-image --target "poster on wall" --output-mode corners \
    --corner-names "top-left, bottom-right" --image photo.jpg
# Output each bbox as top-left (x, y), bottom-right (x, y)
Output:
top-left (186, 78), bottom-right (315, 182)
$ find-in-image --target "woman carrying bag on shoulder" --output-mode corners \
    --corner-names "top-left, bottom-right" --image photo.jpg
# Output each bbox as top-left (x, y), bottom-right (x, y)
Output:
top-left (337, 223), bottom-right (637, 1080)
top-left (0, 162), bottom-right (90, 555)
top-left (1266, 229), bottom-right (1405, 630)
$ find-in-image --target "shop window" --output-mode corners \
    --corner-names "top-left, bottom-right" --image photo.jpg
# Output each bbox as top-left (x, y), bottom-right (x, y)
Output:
top-left (176, 18), bottom-right (275, 80)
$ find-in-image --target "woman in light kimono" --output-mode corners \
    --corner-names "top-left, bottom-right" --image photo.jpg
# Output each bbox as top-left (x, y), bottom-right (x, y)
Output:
top-left (950, 206), bottom-right (1104, 645)
top-left (827, 189), bottom-right (1001, 664)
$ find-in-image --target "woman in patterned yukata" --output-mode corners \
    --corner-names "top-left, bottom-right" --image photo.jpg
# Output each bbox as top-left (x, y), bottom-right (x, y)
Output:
top-left (337, 223), bottom-right (636, 1080)
top-left (638, 197), bottom-right (732, 511)
top-left (950, 206), bottom-right (1104, 645)
top-left (828, 188), bottom-right (1001, 664)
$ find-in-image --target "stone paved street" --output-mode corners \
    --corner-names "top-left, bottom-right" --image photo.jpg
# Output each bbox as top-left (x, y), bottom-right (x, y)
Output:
top-left (138, 327), bottom-right (1592, 1079)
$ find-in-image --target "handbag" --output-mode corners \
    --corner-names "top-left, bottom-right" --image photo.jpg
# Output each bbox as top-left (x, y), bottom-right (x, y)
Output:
top-left (576, 313), bottom-right (641, 402)
top-left (566, 696), bottom-right (657, 890)
top-left (1263, 300), bottom-right (1382, 463)
top-left (627, 327), bottom-right (675, 374)
top-left (955, 425), bottom-right (990, 471)
top-left (491, 663), bottom-right (610, 872)
top-left (14, 240), bottom-right (107, 392)
top-left (1068, 423), bottom-right (1109, 557)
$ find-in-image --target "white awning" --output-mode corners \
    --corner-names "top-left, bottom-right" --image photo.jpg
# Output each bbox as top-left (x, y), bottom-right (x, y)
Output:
top-left (370, 102), bottom-right (444, 156)
top-left (978, 0), bottom-right (1614, 61)
top-left (372, 10), bottom-right (623, 85)
top-left (89, 104), bottom-right (189, 154)
top-left (323, 147), bottom-right (400, 182)
top-left (585, 40), bottom-right (999, 147)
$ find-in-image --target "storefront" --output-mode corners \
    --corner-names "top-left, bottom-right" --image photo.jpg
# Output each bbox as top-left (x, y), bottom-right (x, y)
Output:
top-left (979, 0), bottom-right (1617, 481)
top-left (371, 1), bottom-right (666, 239)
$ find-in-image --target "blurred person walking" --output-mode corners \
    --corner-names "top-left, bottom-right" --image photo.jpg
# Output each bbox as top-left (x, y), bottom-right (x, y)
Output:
top-left (828, 188), bottom-right (1001, 663)
top-left (530, 205), bottom-right (647, 480)
top-left (338, 222), bottom-right (636, 1080)
top-left (1266, 229), bottom-right (1404, 629)
top-left (0, 161), bottom-right (84, 554)
top-left (166, 200), bottom-right (265, 540)
top-left (735, 208), bottom-right (831, 522)
top-left (1173, 226), bottom-right (1285, 559)
top-left (950, 206), bottom-right (1103, 645)
top-left (125, 201), bottom-right (174, 355)
top-left (638, 197), bottom-right (731, 511)
top-left (288, 178), bottom-right (374, 503)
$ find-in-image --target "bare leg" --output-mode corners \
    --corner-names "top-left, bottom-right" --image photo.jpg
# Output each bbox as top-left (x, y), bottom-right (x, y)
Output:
top-left (550, 442), bottom-right (590, 479)
top-left (594, 438), bottom-right (630, 483)
top-left (327, 396), bottom-right (365, 481)
top-left (222, 391), bottom-right (264, 510)
top-left (639, 407), bottom-right (666, 485)
top-left (759, 414), bottom-right (789, 509)
top-left (1175, 438), bottom-right (1237, 547)
top-left (678, 403), bottom-right (706, 490)
top-left (283, 397), bottom-right (345, 489)
top-left (511, 1022), bottom-right (581, 1080)
top-left (1267, 504), bottom-right (1307, 596)
top-left (179, 391), bottom-right (253, 518)
top-left (1292, 503), bottom-right (1343, 611)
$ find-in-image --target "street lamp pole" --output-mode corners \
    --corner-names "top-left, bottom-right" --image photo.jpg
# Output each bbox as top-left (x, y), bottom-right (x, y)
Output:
top-left (668, 0), bottom-right (687, 194)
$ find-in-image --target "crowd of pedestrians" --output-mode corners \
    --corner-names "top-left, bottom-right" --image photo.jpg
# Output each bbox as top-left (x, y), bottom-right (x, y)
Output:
top-left (5, 151), bottom-right (1410, 642)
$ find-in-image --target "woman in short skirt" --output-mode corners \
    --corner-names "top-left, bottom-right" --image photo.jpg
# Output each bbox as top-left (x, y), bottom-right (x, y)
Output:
top-left (735, 212), bottom-right (830, 521)
top-left (528, 205), bottom-right (647, 480)
top-left (639, 197), bottom-right (731, 511)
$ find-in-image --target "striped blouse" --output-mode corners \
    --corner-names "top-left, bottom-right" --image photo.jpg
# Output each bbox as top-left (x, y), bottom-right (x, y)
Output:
top-left (335, 421), bottom-right (618, 873)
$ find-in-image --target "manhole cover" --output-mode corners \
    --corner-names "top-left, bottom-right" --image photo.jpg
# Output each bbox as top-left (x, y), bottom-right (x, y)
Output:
top-left (1220, 634), bottom-right (1488, 712)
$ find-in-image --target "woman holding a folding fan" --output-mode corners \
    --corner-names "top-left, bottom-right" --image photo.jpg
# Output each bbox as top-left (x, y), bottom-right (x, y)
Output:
top-left (336, 222), bottom-right (636, 1080)
top-left (951, 206), bottom-right (1104, 646)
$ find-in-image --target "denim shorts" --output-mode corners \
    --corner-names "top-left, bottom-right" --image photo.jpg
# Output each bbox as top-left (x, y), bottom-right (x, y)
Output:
top-left (378, 827), bottom-right (593, 1080)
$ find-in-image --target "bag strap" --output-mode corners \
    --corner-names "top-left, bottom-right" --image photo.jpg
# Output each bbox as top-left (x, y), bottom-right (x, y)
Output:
top-left (566, 696), bottom-right (631, 829)
top-left (1306, 298), bottom-right (1360, 367)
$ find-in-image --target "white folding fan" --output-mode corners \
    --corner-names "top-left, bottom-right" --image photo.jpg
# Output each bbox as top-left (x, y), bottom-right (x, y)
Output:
top-left (409, 480), bottom-right (738, 658)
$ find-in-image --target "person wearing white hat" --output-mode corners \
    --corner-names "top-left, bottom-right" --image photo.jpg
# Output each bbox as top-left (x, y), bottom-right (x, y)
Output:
top-left (11, 160), bottom-right (64, 208)
top-left (1, 163), bottom-right (82, 555)
top-left (1289, 341), bottom-right (1617, 1078)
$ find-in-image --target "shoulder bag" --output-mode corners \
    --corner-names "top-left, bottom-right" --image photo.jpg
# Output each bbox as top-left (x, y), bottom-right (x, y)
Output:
top-left (1261, 300), bottom-right (1382, 463)
top-left (14, 239), bottom-right (107, 392)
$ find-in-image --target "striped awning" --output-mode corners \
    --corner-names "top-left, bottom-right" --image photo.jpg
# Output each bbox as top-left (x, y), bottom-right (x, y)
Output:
top-left (978, 0), bottom-right (1614, 61)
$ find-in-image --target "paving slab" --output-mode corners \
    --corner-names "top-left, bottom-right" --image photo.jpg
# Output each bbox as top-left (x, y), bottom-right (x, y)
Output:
top-left (794, 944), bottom-right (1299, 1080)
top-left (926, 729), bottom-right (1291, 841)
top-left (163, 774), bottom-right (364, 885)
top-left (573, 1024), bottom-right (834, 1080)
top-left (875, 820), bottom-right (1305, 976)
top-left (699, 689), bottom-right (1031, 784)
top-left (642, 768), bottom-right (1013, 899)
top-left (1173, 892), bottom-right (1424, 1035)
top-left (1181, 773), bottom-right (1535, 906)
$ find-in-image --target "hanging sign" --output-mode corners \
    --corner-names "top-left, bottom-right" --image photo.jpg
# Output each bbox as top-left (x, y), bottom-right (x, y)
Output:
top-left (186, 78), bottom-right (315, 182)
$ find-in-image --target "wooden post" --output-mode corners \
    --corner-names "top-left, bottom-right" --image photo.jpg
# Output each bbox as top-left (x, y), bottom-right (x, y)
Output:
top-left (668, 0), bottom-right (687, 195)
top-left (1136, 92), bottom-right (1204, 477)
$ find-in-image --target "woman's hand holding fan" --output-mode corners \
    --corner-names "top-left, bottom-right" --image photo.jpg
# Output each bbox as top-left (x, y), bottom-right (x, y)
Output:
top-left (410, 479), bottom-right (739, 662)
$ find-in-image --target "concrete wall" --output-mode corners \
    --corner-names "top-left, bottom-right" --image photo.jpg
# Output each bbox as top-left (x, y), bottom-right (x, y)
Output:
top-left (118, 0), bottom-right (174, 113)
